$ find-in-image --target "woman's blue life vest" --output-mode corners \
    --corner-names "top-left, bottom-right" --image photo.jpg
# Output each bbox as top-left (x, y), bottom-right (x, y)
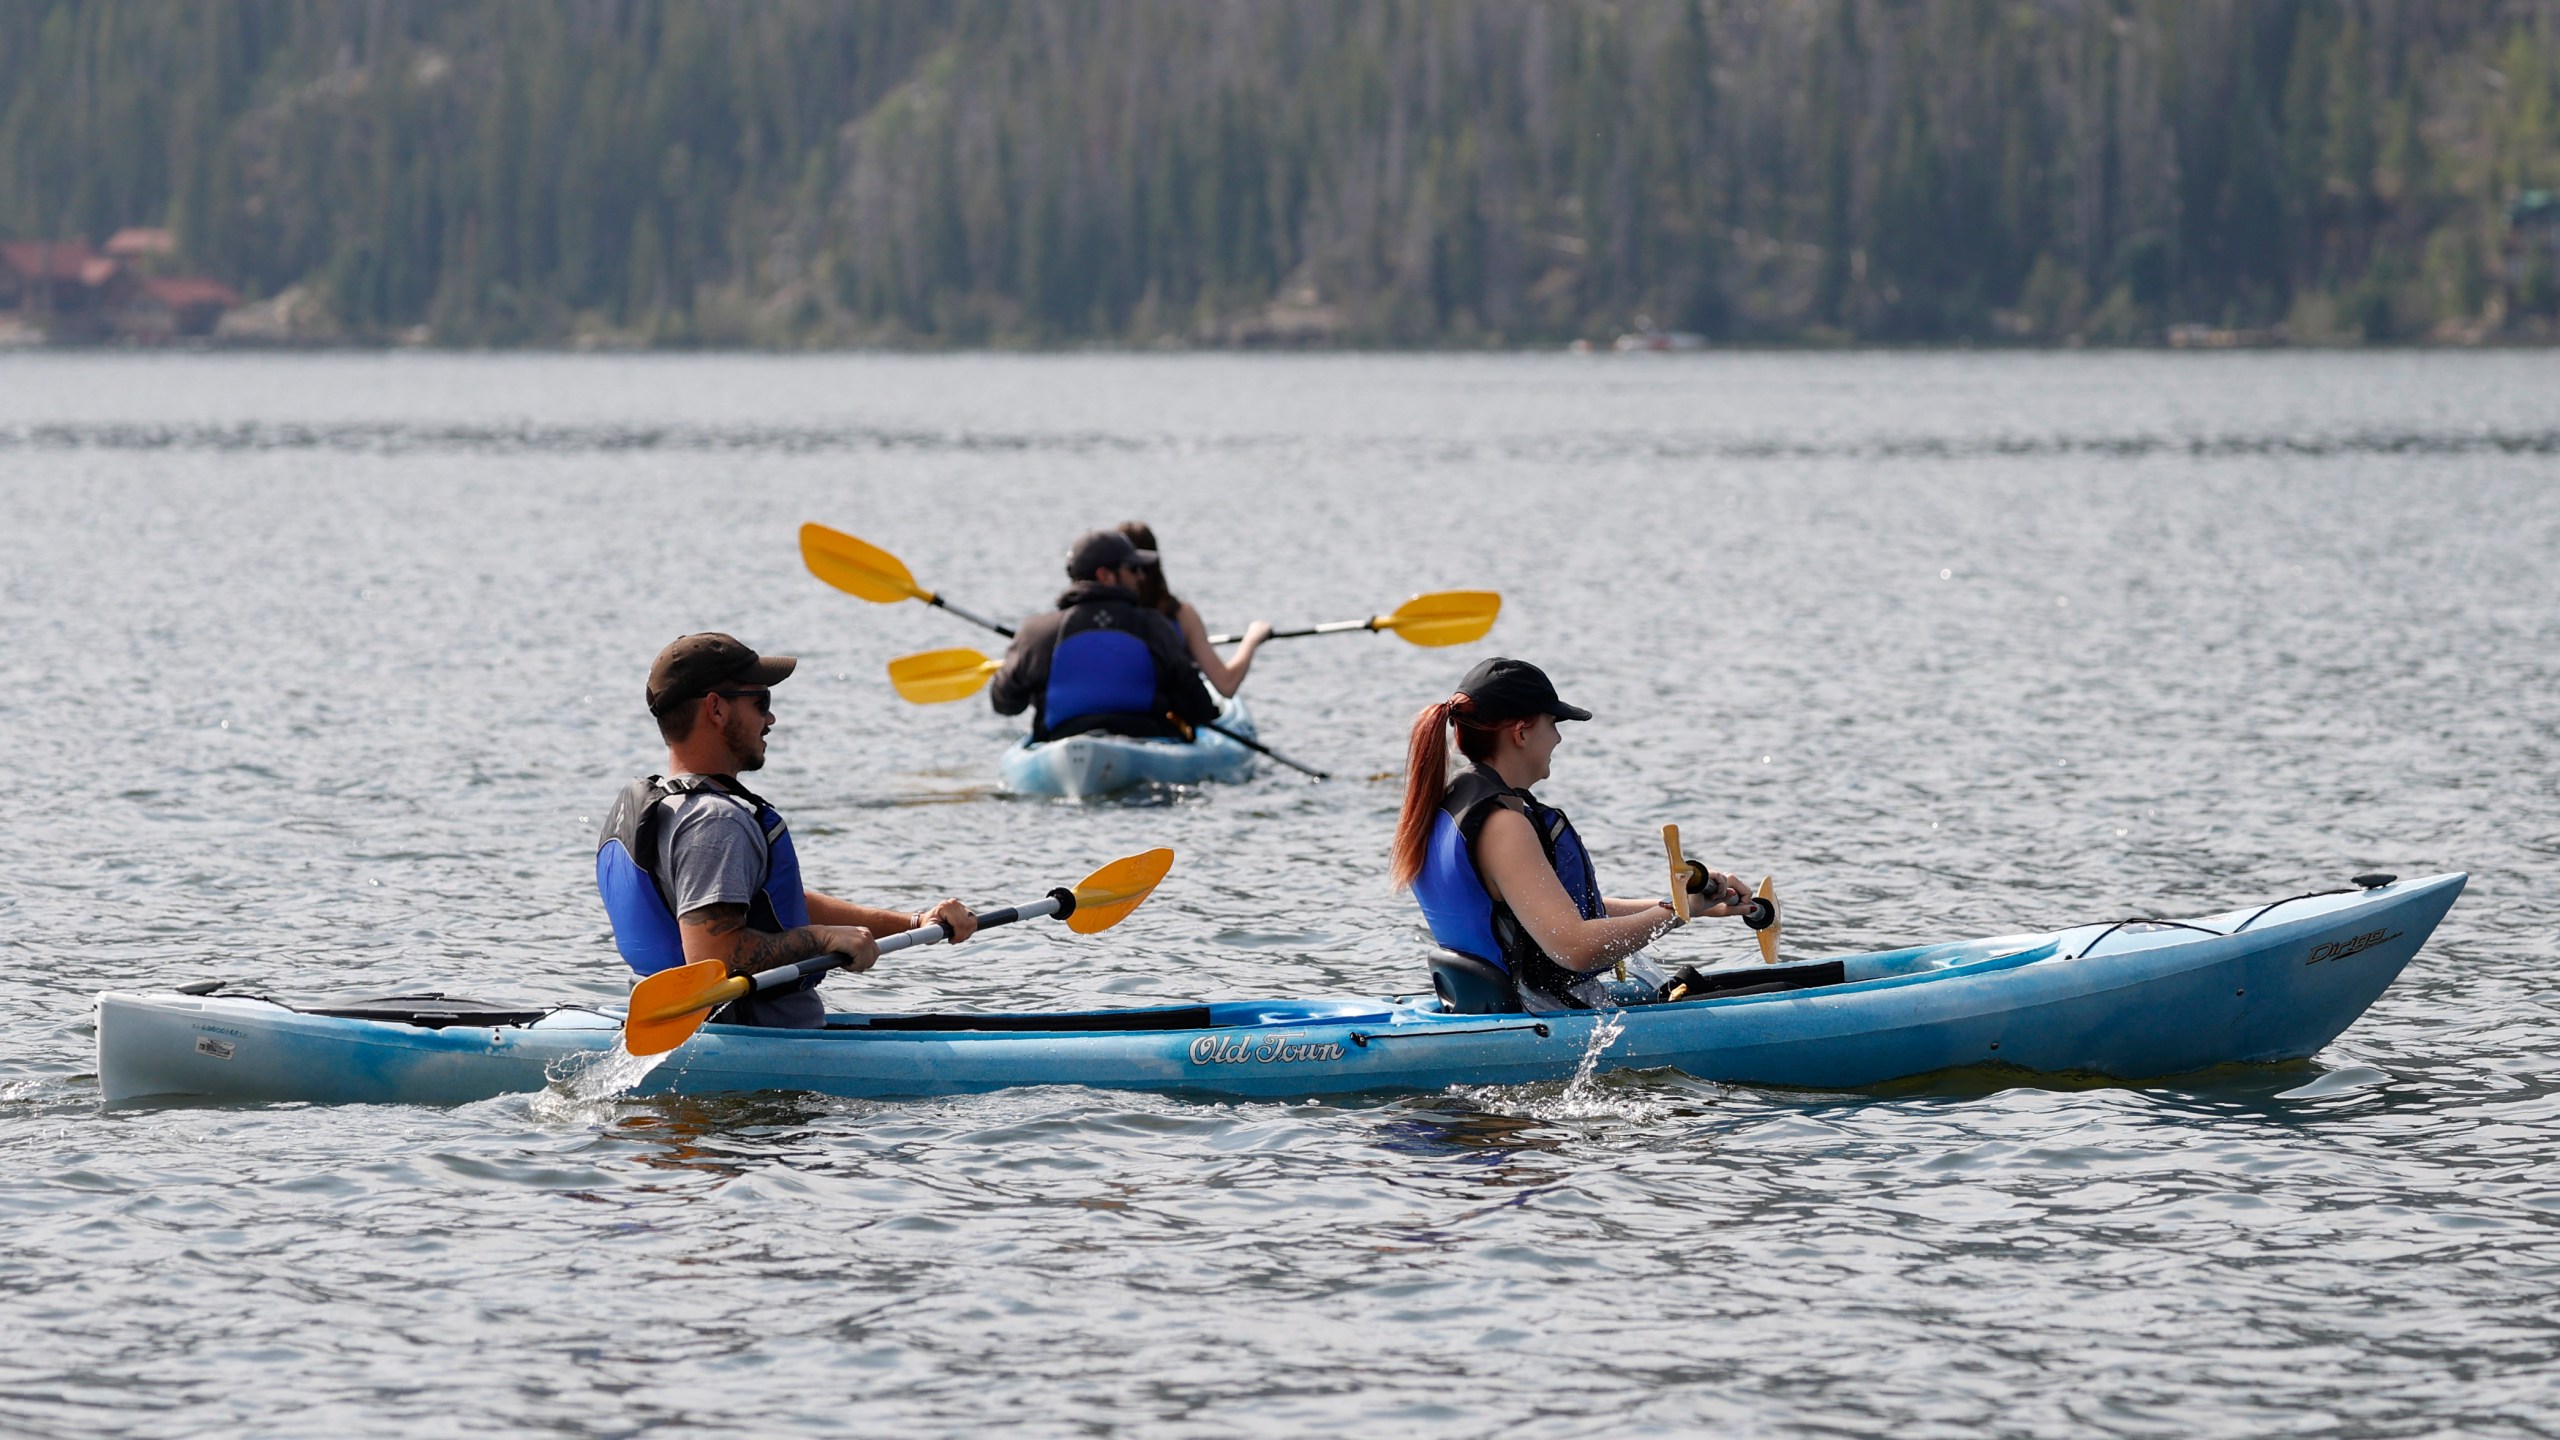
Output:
top-left (594, 774), bottom-right (811, 983)
top-left (1411, 763), bottom-right (1609, 1007)
top-left (1042, 615), bottom-right (1162, 738)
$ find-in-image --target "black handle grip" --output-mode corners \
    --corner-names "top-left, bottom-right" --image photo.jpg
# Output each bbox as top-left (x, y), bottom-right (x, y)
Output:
top-left (1743, 896), bottom-right (1778, 931)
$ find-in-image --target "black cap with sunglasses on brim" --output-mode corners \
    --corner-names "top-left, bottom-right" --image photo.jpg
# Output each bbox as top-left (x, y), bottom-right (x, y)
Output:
top-left (1455, 657), bottom-right (1593, 724)
top-left (646, 632), bottom-right (797, 714)
top-left (1065, 528), bottom-right (1158, 580)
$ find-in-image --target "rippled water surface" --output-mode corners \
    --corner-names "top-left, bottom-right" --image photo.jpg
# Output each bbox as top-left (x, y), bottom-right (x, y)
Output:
top-left (3, 351), bottom-right (2556, 1436)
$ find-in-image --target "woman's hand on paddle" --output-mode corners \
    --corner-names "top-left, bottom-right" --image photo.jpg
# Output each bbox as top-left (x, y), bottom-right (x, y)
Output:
top-left (921, 898), bottom-right (978, 944)
top-left (1688, 867), bottom-right (1752, 915)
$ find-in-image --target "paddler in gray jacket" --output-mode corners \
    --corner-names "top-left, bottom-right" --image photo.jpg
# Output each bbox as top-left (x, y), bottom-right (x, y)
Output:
top-left (987, 529), bottom-right (1223, 742)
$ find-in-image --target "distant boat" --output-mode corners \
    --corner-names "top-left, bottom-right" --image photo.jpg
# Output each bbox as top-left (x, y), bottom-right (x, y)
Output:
top-left (1612, 326), bottom-right (1706, 352)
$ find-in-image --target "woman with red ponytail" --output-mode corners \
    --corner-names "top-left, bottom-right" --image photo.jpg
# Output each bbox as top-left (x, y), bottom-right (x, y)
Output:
top-left (1393, 658), bottom-right (1756, 1012)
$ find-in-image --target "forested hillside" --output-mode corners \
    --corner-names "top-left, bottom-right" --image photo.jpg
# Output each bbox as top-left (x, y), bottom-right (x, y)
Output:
top-left (5, 0), bottom-right (2560, 346)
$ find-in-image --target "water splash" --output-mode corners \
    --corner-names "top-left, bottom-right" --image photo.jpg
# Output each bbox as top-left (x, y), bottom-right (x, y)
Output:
top-left (1452, 1008), bottom-right (1671, 1123)
top-left (1563, 1008), bottom-right (1627, 1096)
top-left (527, 1042), bottom-right (668, 1125)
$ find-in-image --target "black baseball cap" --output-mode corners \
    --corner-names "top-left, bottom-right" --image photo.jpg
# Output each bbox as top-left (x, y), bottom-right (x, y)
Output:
top-left (1066, 528), bottom-right (1157, 580)
top-left (1456, 657), bottom-right (1592, 724)
top-left (646, 633), bottom-right (797, 714)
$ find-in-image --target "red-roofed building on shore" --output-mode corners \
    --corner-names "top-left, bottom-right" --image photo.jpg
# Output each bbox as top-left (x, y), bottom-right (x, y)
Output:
top-left (1, 234), bottom-right (242, 341)
top-left (120, 277), bottom-right (243, 339)
top-left (105, 227), bottom-right (177, 262)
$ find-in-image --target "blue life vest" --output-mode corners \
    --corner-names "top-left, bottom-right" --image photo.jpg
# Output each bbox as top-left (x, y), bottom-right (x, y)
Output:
top-left (1412, 764), bottom-right (1606, 1008)
top-left (1043, 624), bottom-right (1160, 737)
top-left (595, 775), bottom-right (811, 978)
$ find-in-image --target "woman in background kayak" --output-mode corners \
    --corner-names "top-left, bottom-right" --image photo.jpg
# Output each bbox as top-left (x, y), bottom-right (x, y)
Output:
top-left (1114, 521), bottom-right (1273, 698)
top-left (1391, 657), bottom-right (1755, 1010)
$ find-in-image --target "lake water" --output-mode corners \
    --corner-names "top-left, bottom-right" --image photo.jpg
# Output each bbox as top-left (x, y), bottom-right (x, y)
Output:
top-left (2, 350), bottom-right (2555, 1436)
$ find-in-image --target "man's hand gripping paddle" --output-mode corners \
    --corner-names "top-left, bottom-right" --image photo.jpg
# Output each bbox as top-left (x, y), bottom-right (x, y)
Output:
top-left (621, 848), bottom-right (1176, 1058)
top-left (884, 647), bottom-right (1331, 780)
top-left (800, 523), bottom-right (1017, 637)
top-left (1205, 590), bottom-right (1502, 648)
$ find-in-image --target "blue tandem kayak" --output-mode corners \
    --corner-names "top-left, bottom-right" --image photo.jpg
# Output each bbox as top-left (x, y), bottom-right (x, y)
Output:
top-left (997, 701), bottom-right (1258, 798)
top-left (94, 873), bottom-right (2461, 1107)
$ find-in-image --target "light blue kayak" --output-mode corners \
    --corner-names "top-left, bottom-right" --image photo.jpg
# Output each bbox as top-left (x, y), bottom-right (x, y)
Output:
top-left (94, 874), bottom-right (2461, 1107)
top-left (997, 701), bottom-right (1258, 798)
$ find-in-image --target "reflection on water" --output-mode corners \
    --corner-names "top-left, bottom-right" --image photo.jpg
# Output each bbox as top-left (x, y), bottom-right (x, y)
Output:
top-left (1, 351), bottom-right (2554, 1435)
top-left (1372, 1104), bottom-right (1572, 1167)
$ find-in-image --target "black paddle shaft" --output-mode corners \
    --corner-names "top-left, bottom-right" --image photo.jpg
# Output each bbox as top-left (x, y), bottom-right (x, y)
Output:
top-left (928, 594), bottom-right (1015, 639)
top-left (749, 888), bottom-right (1077, 992)
top-left (1206, 618), bottom-right (1376, 645)
top-left (1199, 718), bottom-right (1330, 780)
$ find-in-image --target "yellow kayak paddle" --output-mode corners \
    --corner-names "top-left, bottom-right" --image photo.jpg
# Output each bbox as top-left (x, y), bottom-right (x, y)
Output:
top-left (804, 523), bottom-right (1496, 653)
top-left (1207, 589), bottom-right (1500, 648)
top-left (622, 847), bottom-right (1176, 1057)
top-left (800, 523), bottom-right (1016, 637)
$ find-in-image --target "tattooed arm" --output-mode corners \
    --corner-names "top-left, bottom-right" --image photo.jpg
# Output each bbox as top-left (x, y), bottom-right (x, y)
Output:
top-left (678, 903), bottom-right (879, 979)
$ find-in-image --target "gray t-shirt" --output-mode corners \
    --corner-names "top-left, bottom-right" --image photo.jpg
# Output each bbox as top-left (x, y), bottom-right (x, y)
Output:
top-left (651, 779), bottom-right (772, 920)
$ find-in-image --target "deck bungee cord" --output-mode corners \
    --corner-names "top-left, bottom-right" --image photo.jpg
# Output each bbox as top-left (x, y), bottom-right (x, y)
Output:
top-left (2067, 873), bottom-right (2402, 960)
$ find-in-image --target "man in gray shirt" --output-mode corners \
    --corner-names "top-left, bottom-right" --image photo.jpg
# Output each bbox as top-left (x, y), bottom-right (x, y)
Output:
top-left (596, 633), bottom-right (978, 1027)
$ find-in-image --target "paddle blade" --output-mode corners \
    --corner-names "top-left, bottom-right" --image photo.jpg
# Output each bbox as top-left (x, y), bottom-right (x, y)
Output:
top-left (1663, 824), bottom-right (1691, 923)
top-left (624, 960), bottom-right (751, 1056)
top-left (1066, 847), bottom-right (1175, 934)
top-left (1755, 876), bottom-right (1780, 965)
top-left (1379, 590), bottom-right (1501, 647)
top-left (888, 647), bottom-right (998, 705)
top-left (802, 523), bottom-right (932, 605)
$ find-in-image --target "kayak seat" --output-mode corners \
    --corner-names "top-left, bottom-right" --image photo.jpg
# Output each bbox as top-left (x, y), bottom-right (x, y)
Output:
top-left (1429, 950), bottom-right (1521, 1015)
top-left (1660, 960), bottom-right (1850, 1003)
top-left (1045, 711), bottom-right (1186, 742)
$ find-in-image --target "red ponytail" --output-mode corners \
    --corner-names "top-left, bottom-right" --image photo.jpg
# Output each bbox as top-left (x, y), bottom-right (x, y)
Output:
top-left (1390, 700), bottom-right (1456, 889)
top-left (1392, 694), bottom-right (1507, 888)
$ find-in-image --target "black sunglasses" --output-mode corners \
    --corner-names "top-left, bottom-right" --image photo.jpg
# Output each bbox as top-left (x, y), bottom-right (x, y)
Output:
top-left (711, 688), bottom-right (772, 711)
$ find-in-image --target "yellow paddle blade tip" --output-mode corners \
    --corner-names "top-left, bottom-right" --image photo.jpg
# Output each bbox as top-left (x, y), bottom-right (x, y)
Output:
top-left (622, 960), bottom-right (749, 1055)
top-left (1067, 847), bottom-right (1175, 933)
top-left (887, 647), bottom-right (999, 704)
top-left (1662, 824), bottom-right (1690, 922)
top-left (1385, 590), bottom-right (1502, 647)
top-left (800, 522), bottom-right (930, 605)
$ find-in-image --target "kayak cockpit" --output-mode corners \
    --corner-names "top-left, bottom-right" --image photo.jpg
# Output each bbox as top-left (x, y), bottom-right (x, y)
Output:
top-left (299, 993), bottom-right (559, 1029)
top-left (821, 996), bottom-right (1396, 1034)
